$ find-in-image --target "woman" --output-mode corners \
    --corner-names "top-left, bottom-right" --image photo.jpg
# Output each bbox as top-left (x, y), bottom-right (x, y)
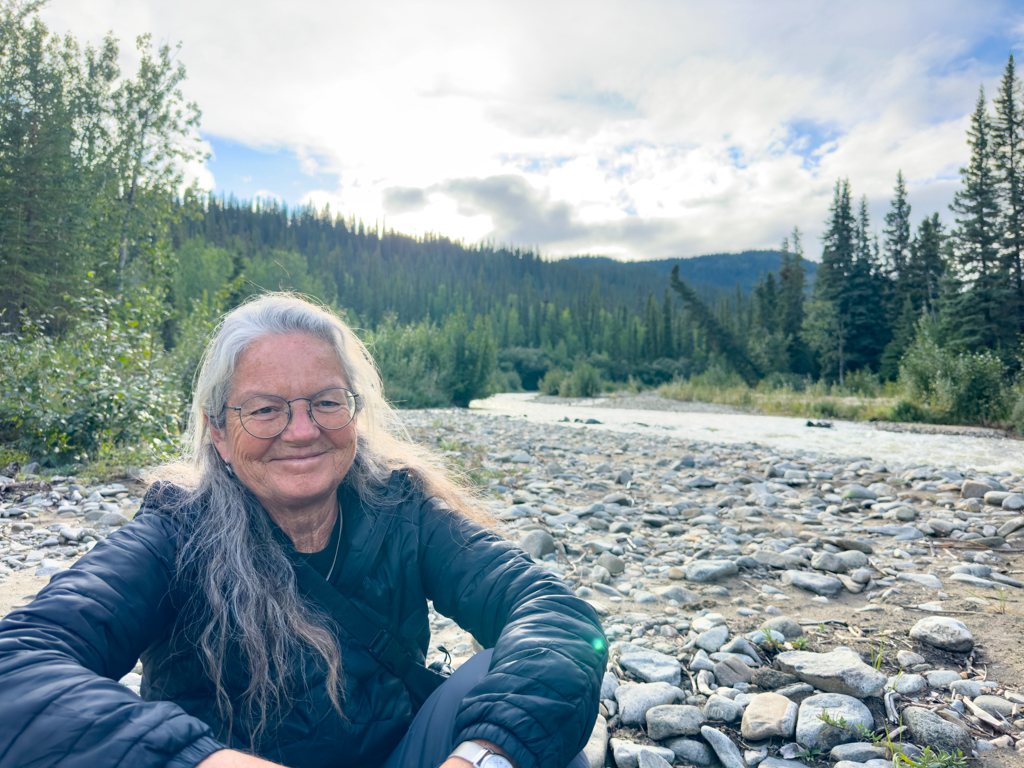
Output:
top-left (0, 294), bottom-right (606, 768)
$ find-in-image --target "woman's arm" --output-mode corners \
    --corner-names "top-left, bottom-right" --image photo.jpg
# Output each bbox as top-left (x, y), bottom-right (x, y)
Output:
top-left (417, 499), bottom-right (607, 768)
top-left (0, 512), bottom-right (224, 768)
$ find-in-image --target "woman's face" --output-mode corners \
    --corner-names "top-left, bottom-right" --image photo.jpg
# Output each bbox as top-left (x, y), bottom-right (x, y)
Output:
top-left (209, 333), bottom-right (358, 517)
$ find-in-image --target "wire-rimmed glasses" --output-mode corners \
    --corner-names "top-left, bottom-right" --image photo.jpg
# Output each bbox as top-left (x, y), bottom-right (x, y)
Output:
top-left (226, 388), bottom-right (362, 439)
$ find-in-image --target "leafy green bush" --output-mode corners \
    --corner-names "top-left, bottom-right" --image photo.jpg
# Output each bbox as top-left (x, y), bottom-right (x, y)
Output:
top-left (558, 363), bottom-right (601, 398)
top-left (538, 368), bottom-right (566, 395)
top-left (890, 399), bottom-right (929, 423)
top-left (0, 289), bottom-right (182, 461)
top-left (1012, 396), bottom-right (1024, 434)
top-left (843, 368), bottom-right (881, 398)
top-left (690, 365), bottom-right (745, 389)
top-left (898, 333), bottom-right (1010, 424)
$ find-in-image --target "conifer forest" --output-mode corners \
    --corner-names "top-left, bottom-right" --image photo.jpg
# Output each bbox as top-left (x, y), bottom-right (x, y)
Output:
top-left (2, 1), bottom-right (1024, 469)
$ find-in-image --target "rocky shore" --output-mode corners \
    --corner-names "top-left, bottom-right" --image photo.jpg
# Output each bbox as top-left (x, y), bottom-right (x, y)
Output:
top-left (3, 406), bottom-right (1024, 766)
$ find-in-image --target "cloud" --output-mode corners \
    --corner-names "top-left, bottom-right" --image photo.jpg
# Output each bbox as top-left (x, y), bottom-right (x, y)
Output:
top-left (38, 0), bottom-right (1024, 259)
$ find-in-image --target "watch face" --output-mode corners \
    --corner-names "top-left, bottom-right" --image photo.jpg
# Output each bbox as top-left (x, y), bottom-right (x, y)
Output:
top-left (483, 756), bottom-right (514, 768)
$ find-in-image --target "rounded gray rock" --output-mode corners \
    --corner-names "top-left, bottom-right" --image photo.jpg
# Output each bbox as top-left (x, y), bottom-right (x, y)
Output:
top-left (614, 682), bottom-right (681, 726)
top-left (760, 616), bottom-right (803, 639)
top-left (703, 693), bottom-right (743, 722)
top-left (645, 704), bottom-right (705, 739)
top-left (684, 559), bottom-right (738, 582)
top-left (700, 725), bottom-right (745, 768)
top-left (619, 649), bottom-right (682, 686)
top-left (796, 692), bottom-right (873, 751)
top-left (901, 706), bottom-right (973, 754)
top-left (909, 617), bottom-right (974, 652)
top-left (664, 738), bottom-right (715, 767)
top-left (518, 530), bottom-right (555, 560)
top-left (776, 648), bottom-right (886, 698)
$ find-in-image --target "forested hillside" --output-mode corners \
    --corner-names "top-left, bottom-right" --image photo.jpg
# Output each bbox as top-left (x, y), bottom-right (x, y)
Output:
top-left (1, 1), bottom-right (1023, 471)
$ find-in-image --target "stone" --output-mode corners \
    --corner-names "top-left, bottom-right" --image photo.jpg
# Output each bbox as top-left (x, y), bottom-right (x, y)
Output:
top-left (609, 740), bottom-right (675, 768)
top-left (664, 738), bottom-right (715, 767)
top-left (619, 649), bottom-right (682, 686)
top-left (780, 570), bottom-right (844, 596)
top-left (836, 550), bottom-right (869, 570)
top-left (841, 484), bottom-right (877, 500)
top-left (948, 679), bottom-right (982, 698)
top-left (600, 671), bottom-right (619, 699)
top-left (703, 693), bottom-right (743, 722)
top-left (961, 480), bottom-right (993, 499)
top-left (614, 682), bottom-right (681, 726)
top-left (751, 668), bottom-right (799, 690)
top-left (1003, 494), bottom-right (1024, 511)
top-left (760, 616), bottom-right (803, 639)
top-left (636, 751), bottom-right (672, 768)
top-left (897, 573), bottom-right (943, 589)
top-left (583, 714), bottom-right (607, 768)
top-left (97, 511), bottom-right (129, 526)
top-left (925, 670), bottom-right (963, 688)
top-left (909, 617), bottom-right (974, 652)
top-left (741, 692), bottom-right (798, 740)
top-left (652, 584), bottom-right (701, 604)
top-left (695, 625), bottom-right (730, 653)
top-left (684, 559), bottom-right (738, 582)
top-left (896, 650), bottom-right (926, 667)
top-left (901, 706), bottom-right (974, 754)
top-left (518, 530), bottom-right (556, 560)
top-left (597, 551), bottom-right (626, 575)
top-left (811, 552), bottom-right (846, 572)
top-left (889, 673), bottom-right (926, 694)
top-left (830, 537), bottom-right (874, 554)
top-left (775, 649), bottom-right (886, 698)
top-left (645, 704), bottom-right (705, 739)
top-left (831, 743), bottom-right (888, 762)
top-left (713, 656), bottom-right (752, 687)
top-left (975, 695), bottom-right (1014, 718)
top-left (700, 725), bottom-right (746, 768)
top-left (795, 693), bottom-right (873, 751)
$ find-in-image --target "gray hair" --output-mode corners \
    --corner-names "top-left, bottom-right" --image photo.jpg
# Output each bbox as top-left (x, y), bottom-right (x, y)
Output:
top-left (160, 293), bottom-right (482, 747)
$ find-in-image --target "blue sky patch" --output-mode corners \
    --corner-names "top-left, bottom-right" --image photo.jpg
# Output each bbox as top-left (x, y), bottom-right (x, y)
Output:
top-left (205, 137), bottom-right (335, 205)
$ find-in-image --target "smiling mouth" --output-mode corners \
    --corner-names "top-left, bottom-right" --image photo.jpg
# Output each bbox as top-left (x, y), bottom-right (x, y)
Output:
top-left (274, 453), bottom-right (325, 462)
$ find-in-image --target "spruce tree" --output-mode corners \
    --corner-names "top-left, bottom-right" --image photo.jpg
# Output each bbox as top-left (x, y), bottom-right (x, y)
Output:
top-left (883, 170), bottom-right (912, 281)
top-left (947, 86), bottom-right (1013, 350)
top-left (906, 213), bottom-right (946, 320)
top-left (993, 54), bottom-right (1024, 335)
top-left (778, 227), bottom-right (810, 373)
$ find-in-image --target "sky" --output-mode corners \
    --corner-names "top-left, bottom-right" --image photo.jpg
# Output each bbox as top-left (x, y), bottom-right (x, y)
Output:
top-left (40, 0), bottom-right (1024, 262)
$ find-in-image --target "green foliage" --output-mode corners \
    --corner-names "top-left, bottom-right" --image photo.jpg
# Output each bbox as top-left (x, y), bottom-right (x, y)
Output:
top-left (538, 368), bottom-right (566, 395)
top-left (899, 327), bottom-right (1011, 423)
top-left (0, 288), bottom-right (182, 460)
top-left (1012, 394), bottom-right (1024, 433)
top-left (893, 746), bottom-right (968, 768)
top-left (558, 362), bottom-right (601, 398)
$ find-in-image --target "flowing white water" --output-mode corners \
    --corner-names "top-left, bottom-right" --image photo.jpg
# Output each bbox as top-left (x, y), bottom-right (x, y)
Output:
top-left (470, 392), bottom-right (1024, 474)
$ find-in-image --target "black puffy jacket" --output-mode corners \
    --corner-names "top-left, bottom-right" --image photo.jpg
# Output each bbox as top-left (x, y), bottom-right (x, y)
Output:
top-left (0, 476), bottom-right (607, 768)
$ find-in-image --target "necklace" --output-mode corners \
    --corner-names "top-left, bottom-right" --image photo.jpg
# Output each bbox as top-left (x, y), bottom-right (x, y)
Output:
top-left (324, 508), bottom-right (342, 582)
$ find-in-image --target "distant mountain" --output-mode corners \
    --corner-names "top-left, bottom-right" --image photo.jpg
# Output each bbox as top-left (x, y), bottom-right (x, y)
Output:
top-left (563, 250), bottom-right (816, 296)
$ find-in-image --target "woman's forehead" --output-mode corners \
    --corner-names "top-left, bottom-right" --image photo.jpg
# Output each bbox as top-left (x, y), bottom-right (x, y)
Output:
top-left (231, 333), bottom-right (348, 397)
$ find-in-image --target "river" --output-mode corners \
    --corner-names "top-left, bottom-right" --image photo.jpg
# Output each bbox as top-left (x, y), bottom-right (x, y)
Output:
top-left (470, 392), bottom-right (1024, 474)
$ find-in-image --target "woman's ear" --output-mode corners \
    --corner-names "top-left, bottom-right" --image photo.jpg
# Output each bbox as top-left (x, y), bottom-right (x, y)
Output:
top-left (206, 414), bottom-right (232, 464)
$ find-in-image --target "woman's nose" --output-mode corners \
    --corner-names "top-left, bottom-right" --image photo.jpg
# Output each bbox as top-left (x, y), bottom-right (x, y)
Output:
top-left (282, 403), bottom-right (320, 439)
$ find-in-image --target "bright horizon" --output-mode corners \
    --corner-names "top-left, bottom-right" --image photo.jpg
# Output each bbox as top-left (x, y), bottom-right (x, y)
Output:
top-left (41, 0), bottom-right (1024, 261)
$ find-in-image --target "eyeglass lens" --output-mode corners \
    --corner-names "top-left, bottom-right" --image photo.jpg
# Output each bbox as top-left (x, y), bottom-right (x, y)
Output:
top-left (238, 388), bottom-right (357, 438)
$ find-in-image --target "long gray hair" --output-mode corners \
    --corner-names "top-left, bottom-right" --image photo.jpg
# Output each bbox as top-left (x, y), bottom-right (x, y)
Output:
top-left (159, 293), bottom-right (481, 747)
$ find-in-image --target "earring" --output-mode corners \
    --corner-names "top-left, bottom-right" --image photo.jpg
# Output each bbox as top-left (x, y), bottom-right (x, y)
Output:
top-left (224, 462), bottom-right (235, 477)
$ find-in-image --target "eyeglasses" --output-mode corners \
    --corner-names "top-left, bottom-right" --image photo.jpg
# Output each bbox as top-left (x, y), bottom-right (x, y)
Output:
top-left (226, 388), bottom-right (362, 439)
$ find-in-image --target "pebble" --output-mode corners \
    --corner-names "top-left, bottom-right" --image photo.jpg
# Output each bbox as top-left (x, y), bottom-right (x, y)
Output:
top-left (741, 692), bottom-right (798, 739)
top-left (619, 649), bottom-right (681, 686)
top-left (901, 706), bottom-right (974, 754)
top-left (909, 617), bottom-right (975, 652)
top-left (700, 725), bottom-right (746, 768)
top-left (614, 682), bottom-right (681, 726)
top-left (645, 704), bottom-right (705, 739)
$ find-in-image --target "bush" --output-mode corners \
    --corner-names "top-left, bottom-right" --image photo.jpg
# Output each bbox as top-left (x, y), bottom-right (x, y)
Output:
top-left (898, 334), bottom-right (1010, 424)
top-left (1012, 396), bottom-right (1024, 434)
top-left (758, 372), bottom-right (808, 392)
top-left (0, 290), bottom-right (182, 461)
top-left (690, 365), bottom-right (745, 389)
top-left (558, 363), bottom-right (601, 398)
top-left (843, 368), bottom-right (881, 398)
top-left (538, 368), bottom-right (566, 395)
top-left (890, 399), bottom-right (928, 423)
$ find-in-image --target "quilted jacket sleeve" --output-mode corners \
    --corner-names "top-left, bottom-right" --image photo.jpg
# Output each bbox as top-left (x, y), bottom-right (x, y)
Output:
top-left (0, 509), bottom-right (224, 768)
top-left (417, 499), bottom-right (608, 768)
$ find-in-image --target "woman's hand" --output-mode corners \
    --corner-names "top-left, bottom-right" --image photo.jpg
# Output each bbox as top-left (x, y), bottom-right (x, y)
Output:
top-left (196, 750), bottom-right (284, 767)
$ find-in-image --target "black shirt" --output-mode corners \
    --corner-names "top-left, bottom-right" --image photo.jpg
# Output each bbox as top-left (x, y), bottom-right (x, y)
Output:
top-left (299, 510), bottom-right (342, 581)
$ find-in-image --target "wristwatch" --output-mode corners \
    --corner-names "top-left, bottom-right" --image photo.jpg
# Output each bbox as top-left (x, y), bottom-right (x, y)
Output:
top-left (449, 741), bottom-right (514, 768)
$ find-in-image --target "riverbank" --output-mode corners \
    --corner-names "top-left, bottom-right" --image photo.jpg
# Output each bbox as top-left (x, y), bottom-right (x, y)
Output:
top-left (4, 407), bottom-right (1024, 765)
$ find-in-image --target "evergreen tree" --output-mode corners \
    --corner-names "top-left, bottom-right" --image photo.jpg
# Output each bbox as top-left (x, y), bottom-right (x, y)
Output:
top-left (811, 179), bottom-right (857, 381)
top-left (947, 86), bottom-right (1013, 351)
top-left (906, 213), bottom-right (946, 320)
top-left (993, 54), bottom-right (1024, 334)
top-left (883, 170), bottom-right (912, 282)
top-left (778, 227), bottom-right (810, 373)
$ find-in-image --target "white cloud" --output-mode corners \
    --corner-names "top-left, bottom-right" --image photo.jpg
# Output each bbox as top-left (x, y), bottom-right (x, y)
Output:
top-left (39, 0), bottom-right (1024, 259)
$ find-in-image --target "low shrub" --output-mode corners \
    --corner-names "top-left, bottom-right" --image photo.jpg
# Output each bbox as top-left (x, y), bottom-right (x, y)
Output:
top-left (558, 363), bottom-right (601, 398)
top-left (538, 368), bottom-right (566, 395)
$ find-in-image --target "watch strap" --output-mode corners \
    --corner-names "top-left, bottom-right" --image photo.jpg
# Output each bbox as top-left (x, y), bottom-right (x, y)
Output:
top-left (449, 741), bottom-right (493, 767)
